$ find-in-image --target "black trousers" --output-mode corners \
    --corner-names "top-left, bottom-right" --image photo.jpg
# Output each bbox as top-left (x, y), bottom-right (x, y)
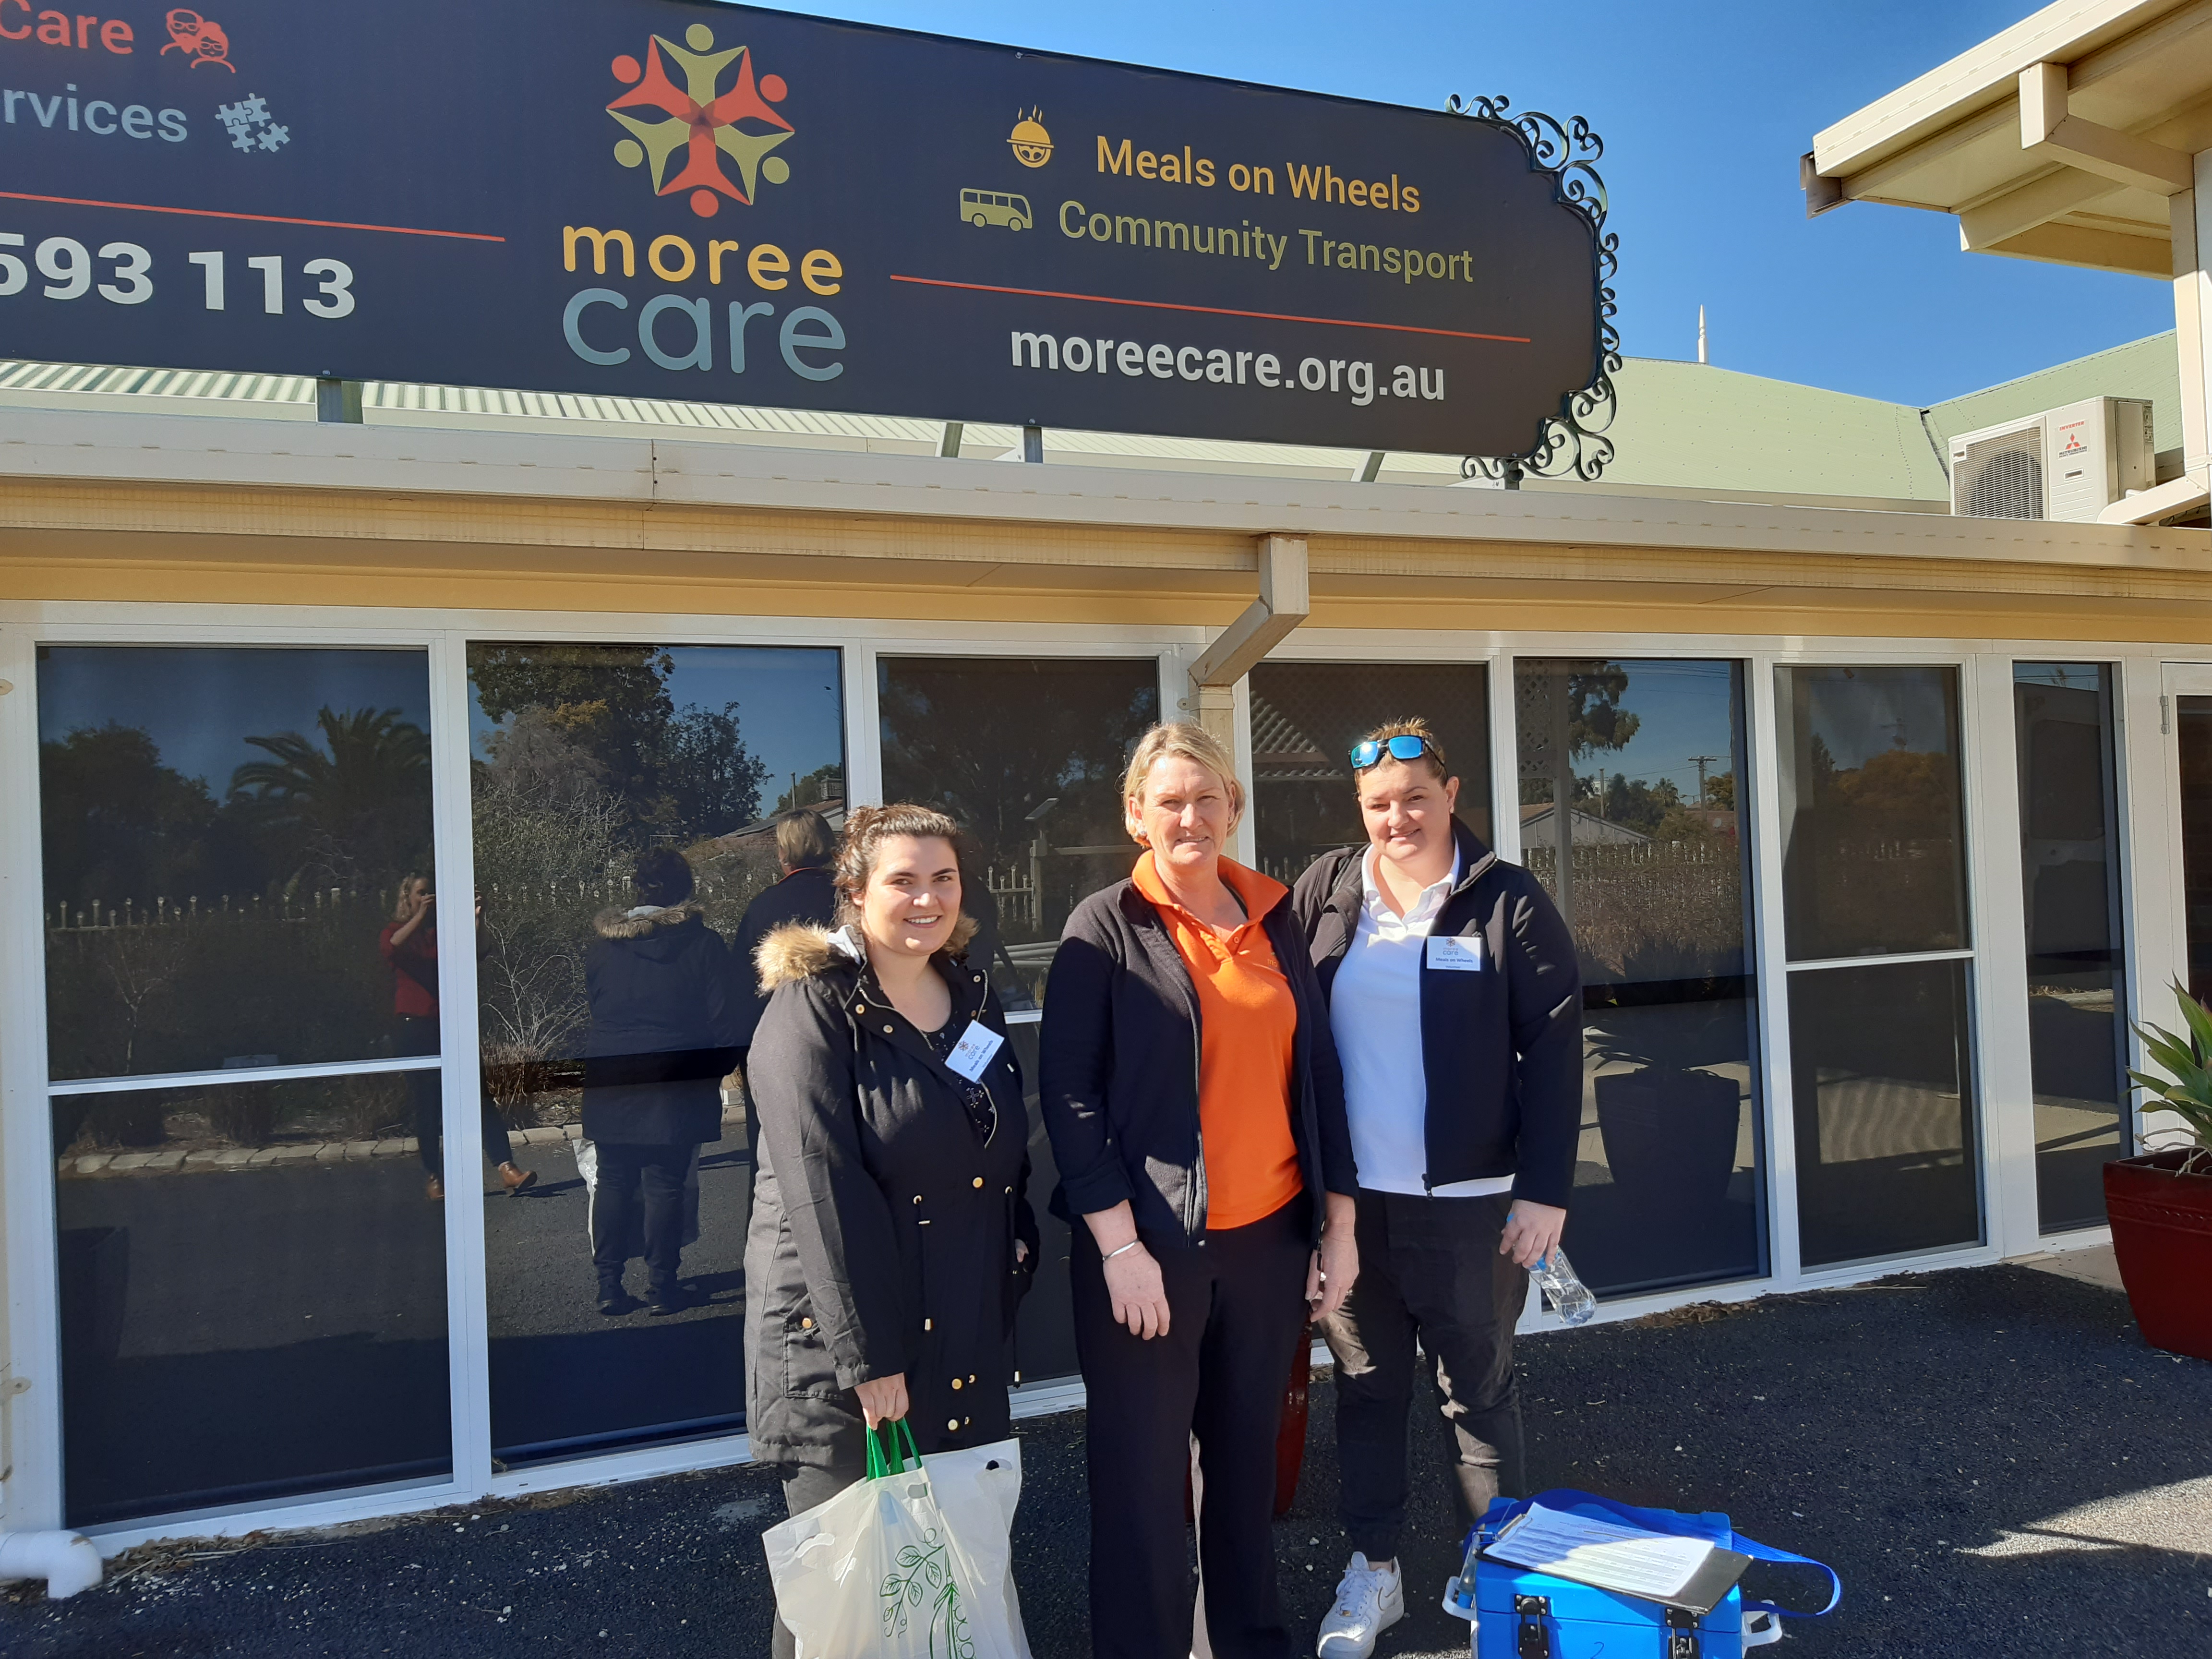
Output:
top-left (399, 1015), bottom-right (515, 1177)
top-left (1071, 1198), bottom-right (1311, 1659)
top-left (1317, 1189), bottom-right (1527, 1562)
top-left (770, 1446), bottom-right (871, 1659)
top-left (588, 1142), bottom-right (692, 1291)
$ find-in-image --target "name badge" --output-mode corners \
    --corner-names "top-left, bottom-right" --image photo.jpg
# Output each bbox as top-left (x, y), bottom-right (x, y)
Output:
top-left (1425, 934), bottom-right (1485, 972)
top-left (942, 1021), bottom-right (1007, 1082)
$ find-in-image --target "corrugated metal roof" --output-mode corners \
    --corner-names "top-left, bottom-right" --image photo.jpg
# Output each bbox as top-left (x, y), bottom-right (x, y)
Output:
top-left (1578, 357), bottom-right (1949, 505)
top-left (1926, 330), bottom-right (2183, 455)
top-left (0, 333), bottom-right (2184, 507)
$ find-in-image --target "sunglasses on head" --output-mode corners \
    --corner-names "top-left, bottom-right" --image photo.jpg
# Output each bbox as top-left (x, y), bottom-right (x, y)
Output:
top-left (1349, 735), bottom-right (1435, 770)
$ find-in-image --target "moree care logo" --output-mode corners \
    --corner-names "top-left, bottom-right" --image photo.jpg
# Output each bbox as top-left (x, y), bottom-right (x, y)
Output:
top-left (605, 20), bottom-right (793, 220)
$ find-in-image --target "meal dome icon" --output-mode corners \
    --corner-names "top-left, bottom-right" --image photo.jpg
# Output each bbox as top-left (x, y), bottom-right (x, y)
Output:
top-left (1008, 109), bottom-right (1052, 168)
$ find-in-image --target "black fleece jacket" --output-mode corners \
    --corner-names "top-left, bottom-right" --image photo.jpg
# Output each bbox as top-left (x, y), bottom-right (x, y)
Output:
top-left (1039, 875), bottom-right (1357, 1248)
top-left (1291, 820), bottom-right (1583, 1208)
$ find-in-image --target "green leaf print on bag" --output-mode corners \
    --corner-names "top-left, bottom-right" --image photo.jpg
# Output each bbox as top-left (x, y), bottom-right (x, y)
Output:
top-left (880, 1528), bottom-right (974, 1659)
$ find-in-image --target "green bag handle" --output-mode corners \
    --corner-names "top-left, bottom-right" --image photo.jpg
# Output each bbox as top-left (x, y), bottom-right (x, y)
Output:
top-left (864, 1418), bottom-right (923, 1479)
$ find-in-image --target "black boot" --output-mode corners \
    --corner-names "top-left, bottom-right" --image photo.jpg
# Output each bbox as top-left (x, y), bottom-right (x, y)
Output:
top-left (598, 1274), bottom-right (635, 1317)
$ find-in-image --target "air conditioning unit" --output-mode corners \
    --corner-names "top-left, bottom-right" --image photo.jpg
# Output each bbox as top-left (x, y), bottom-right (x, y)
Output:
top-left (1949, 397), bottom-right (2154, 522)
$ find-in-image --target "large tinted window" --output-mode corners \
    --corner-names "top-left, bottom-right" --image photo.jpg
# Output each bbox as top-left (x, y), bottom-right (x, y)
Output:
top-left (40, 647), bottom-right (436, 1081)
top-left (1778, 664), bottom-right (1980, 1268)
top-left (2014, 664), bottom-right (2129, 1234)
top-left (41, 646), bottom-right (449, 1525)
top-left (1778, 665), bottom-right (1968, 961)
top-left (878, 653), bottom-right (1160, 1388)
top-left (1250, 661), bottom-right (1492, 882)
top-left (1515, 659), bottom-right (1764, 1295)
top-left (878, 655), bottom-right (1159, 1011)
top-left (469, 643), bottom-right (844, 1464)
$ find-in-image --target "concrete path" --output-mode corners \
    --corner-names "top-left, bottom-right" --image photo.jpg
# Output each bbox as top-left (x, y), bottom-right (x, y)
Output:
top-left (5, 1259), bottom-right (2208, 1658)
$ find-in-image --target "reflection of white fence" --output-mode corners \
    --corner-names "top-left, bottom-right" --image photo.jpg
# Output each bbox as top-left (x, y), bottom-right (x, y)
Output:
top-left (47, 889), bottom-right (384, 932)
top-left (983, 866), bottom-right (1035, 927)
top-left (48, 868), bottom-right (785, 935)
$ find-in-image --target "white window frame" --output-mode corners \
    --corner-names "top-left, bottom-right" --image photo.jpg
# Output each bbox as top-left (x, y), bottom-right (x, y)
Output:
top-left (0, 601), bottom-right (2179, 1547)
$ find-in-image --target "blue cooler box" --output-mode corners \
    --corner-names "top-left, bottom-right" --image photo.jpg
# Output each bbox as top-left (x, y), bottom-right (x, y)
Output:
top-left (1442, 1489), bottom-right (1838, 1658)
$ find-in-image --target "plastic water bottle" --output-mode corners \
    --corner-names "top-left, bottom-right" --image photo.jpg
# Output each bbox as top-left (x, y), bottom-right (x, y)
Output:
top-left (1532, 1248), bottom-right (1597, 1325)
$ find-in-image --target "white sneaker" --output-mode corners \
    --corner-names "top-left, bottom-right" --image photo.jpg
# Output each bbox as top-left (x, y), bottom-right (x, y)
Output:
top-left (1316, 1552), bottom-right (1404, 1659)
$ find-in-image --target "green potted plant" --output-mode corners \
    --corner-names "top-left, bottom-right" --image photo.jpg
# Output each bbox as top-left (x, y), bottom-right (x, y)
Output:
top-left (2111, 983), bottom-right (2212, 1362)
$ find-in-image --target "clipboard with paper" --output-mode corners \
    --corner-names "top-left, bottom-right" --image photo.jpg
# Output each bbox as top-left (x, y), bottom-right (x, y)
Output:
top-left (1480, 1502), bottom-right (1753, 1616)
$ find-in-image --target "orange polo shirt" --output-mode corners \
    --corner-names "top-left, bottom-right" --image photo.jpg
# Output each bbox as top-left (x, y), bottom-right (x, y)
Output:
top-left (1132, 851), bottom-right (1304, 1230)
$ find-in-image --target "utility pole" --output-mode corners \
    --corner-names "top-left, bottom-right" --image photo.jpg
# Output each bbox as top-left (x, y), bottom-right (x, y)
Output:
top-left (1688, 754), bottom-right (1719, 805)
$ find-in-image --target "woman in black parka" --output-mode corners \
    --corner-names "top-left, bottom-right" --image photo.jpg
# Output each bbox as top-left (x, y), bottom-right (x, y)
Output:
top-left (581, 846), bottom-right (740, 1318)
top-left (745, 803), bottom-right (1037, 1659)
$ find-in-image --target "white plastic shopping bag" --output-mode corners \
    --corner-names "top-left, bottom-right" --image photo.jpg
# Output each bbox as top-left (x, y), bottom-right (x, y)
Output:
top-left (916, 1439), bottom-right (1031, 1659)
top-left (762, 1422), bottom-right (1029, 1659)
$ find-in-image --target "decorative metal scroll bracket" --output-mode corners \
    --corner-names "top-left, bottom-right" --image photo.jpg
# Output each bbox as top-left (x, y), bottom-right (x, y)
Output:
top-left (1446, 94), bottom-right (1621, 486)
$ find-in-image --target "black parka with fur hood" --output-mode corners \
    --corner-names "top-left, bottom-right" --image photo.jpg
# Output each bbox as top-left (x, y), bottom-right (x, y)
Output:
top-left (744, 921), bottom-right (1038, 1468)
top-left (581, 901), bottom-right (740, 1148)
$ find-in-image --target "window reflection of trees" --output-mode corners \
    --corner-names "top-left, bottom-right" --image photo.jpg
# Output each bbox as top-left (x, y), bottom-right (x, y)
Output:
top-left (1781, 667), bottom-right (1968, 961)
top-left (878, 657), bottom-right (1158, 1006)
top-left (467, 644), bottom-right (841, 1126)
top-left (1517, 661), bottom-right (1747, 984)
top-left (43, 693), bottom-right (433, 1087)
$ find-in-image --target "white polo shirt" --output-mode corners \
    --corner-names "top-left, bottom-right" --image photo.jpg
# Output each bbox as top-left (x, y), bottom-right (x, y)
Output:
top-left (1329, 846), bottom-right (1515, 1199)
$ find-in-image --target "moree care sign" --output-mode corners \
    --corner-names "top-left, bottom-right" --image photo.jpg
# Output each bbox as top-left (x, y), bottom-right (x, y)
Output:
top-left (0, 0), bottom-right (1608, 457)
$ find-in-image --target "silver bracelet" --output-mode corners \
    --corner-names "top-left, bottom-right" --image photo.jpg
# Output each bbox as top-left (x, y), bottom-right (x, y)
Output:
top-left (1102, 1239), bottom-right (1142, 1262)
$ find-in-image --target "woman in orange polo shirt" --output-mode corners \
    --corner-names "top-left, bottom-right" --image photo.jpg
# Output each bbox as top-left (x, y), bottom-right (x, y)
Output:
top-left (1041, 722), bottom-right (1358, 1659)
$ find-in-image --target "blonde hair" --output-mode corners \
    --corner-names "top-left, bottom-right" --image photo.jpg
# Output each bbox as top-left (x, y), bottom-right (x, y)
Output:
top-left (774, 808), bottom-right (836, 871)
top-left (832, 803), bottom-right (978, 955)
top-left (1122, 722), bottom-right (1245, 842)
top-left (1352, 716), bottom-right (1451, 783)
top-left (392, 873), bottom-right (431, 923)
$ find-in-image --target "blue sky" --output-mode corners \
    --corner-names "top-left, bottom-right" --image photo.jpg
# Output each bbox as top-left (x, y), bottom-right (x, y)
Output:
top-left (755, 0), bottom-right (2176, 407)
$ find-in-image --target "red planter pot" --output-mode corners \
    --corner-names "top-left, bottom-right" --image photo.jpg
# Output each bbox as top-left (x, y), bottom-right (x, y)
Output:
top-left (2104, 1151), bottom-right (2212, 1363)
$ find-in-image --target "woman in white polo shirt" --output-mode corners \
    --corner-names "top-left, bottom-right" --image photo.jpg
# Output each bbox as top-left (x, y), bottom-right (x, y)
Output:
top-left (1289, 718), bottom-right (1582, 1659)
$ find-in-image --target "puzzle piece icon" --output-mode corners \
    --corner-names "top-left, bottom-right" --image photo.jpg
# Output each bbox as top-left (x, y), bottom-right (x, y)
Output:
top-left (215, 94), bottom-right (286, 154)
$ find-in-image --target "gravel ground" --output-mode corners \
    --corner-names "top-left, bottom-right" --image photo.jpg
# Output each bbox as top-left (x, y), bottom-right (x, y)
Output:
top-left (4, 1260), bottom-right (2208, 1658)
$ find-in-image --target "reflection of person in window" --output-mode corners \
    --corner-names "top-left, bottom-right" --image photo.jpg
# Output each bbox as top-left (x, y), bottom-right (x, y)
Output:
top-left (745, 804), bottom-right (1036, 1659)
top-left (381, 875), bottom-right (537, 1202)
top-left (584, 848), bottom-right (741, 1317)
top-left (730, 809), bottom-right (841, 1166)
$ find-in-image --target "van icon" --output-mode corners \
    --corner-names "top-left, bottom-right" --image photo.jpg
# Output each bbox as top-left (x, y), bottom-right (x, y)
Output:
top-left (961, 188), bottom-right (1032, 230)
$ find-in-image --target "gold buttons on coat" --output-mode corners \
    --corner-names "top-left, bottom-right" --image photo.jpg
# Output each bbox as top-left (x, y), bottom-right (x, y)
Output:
top-left (883, 1025), bottom-right (894, 1035)
top-left (855, 1004), bottom-right (866, 1015)
top-left (972, 1177), bottom-right (984, 1189)
top-left (951, 1378), bottom-right (962, 1391)
top-left (800, 1317), bottom-right (813, 1329)
top-left (912, 1194), bottom-right (923, 1204)
top-left (948, 1419), bottom-right (960, 1432)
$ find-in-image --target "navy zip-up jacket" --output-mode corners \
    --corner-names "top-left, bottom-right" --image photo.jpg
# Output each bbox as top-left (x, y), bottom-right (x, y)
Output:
top-left (1291, 820), bottom-right (1583, 1209)
top-left (1039, 874), bottom-right (1357, 1249)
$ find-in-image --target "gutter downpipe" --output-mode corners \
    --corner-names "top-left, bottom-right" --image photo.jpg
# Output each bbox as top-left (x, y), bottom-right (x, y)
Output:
top-left (1187, 534), bottom-right (1310, 755)
top-left (0, 1530), bottom-right (104, 1598)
